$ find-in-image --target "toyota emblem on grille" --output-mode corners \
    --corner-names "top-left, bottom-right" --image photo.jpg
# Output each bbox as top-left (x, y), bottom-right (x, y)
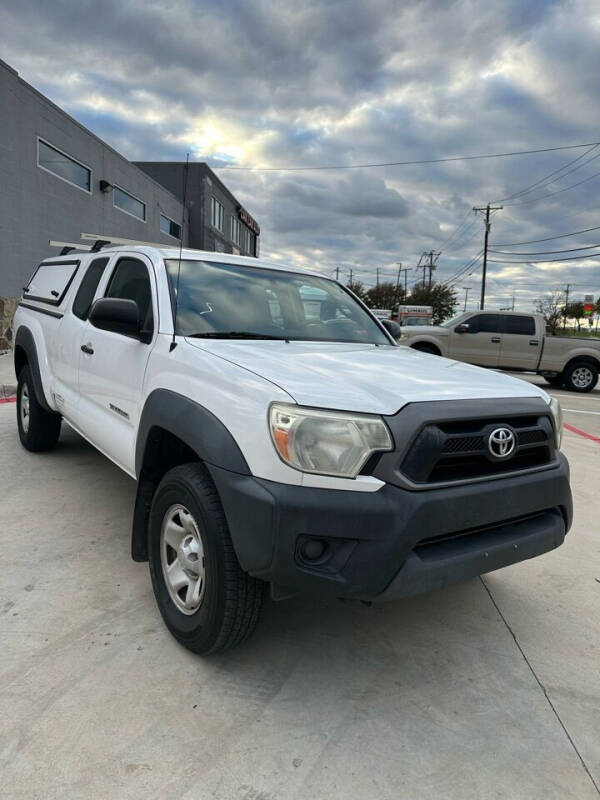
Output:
top-left (488, 427), bottom-right (516, 458)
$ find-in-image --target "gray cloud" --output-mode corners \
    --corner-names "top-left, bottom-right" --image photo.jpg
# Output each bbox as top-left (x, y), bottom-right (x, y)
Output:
top-left (1, 0), bottom-right (599, 307)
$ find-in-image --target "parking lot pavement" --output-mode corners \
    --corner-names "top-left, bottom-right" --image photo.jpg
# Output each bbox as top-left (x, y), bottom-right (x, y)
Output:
top-left (504, 371), bottom-right (600, 438)
top-left (1, 403), bottom-right (599, 800)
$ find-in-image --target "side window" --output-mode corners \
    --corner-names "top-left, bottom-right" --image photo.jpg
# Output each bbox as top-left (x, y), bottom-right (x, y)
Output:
top-left (466, 314), bottom-right (501, 333)
top-left (505, 315), bottom-right (535, 336)
top-left (72, 258), bottom-right (108, 320)
top-left (105, 258), bottom-right (153, 333)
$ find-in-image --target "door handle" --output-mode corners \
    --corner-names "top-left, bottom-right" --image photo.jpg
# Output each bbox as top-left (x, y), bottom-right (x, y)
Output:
top-left (491, 337), bottom-right (501, 343)
top-left (529, 339), bottom-right (539, 346)
top-left (81, 343), bottom-right (94, 355)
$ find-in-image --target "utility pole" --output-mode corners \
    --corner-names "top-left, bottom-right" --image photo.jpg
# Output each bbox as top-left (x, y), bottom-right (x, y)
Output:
top-left (349, 268), bottom-right (353, 285)
top-left (511, 293), bottom-right (515, 311)
top-left (376, 267), bottom-right (380, 287)
top-left (396, 263), bottom-right (409, 296)
top-left (473, 203), bottom-right (503, 309)
top-left (563, 283), bottom-right (571, 330)
top-left (335, 266), bottom-right (339, 281)
top-left (462, 286), bottom-right (471, 311)
top-left (425, 250), bottom-right (440, 290)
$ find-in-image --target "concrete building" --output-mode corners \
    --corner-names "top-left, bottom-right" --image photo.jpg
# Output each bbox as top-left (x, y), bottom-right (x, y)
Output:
top-left (134, 162), bottom-right (260, 258)
top-left (0, 59), bottom-right (260, 348)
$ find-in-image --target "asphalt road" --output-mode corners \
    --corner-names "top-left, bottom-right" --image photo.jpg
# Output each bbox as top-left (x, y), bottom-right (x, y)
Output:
top-left (1, 382), bottom-right (599, 800)
top-left (504, 370), bottom-right (600, 438)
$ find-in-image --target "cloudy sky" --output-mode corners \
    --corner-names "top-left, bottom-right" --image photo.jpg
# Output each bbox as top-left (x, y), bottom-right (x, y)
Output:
top-left (2, 0), bottom-right (600, 310)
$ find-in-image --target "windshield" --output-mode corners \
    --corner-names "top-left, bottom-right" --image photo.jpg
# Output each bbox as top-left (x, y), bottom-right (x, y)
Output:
top-left (165, 260), bottom-right (390, 345)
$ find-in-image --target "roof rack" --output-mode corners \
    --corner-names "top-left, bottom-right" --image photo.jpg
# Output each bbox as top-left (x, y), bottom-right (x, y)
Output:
top-left (49, 233), bottom-right (185, 257)
top-left (80, 232), bottom-right (177, 249)
top-left (49, 240), bottom-right (94, 255)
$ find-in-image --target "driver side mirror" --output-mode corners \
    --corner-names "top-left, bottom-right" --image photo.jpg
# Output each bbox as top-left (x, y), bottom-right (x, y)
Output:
top-left (380, 319), bottom-right (402, 340)
top-left (455, 323), bottom-right (470, 334)
top-left (89, 297), bottom-right (144, 340)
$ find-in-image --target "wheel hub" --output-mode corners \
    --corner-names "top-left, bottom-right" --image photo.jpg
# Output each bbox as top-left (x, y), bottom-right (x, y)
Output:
top-left (177, 535), bottom-right (202, 577)
top-left (572, 367), bottom-right (592, 388)
top-left (20, 383), bottom-right (30, 433)
top-left (160, 504), bottom-right (206, 615)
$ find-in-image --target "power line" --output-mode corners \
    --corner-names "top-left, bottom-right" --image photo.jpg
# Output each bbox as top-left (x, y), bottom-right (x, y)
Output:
top-left (490, 242), bottom-right (600, 256)
top-left (213, 142), bottom-right (600, 172)
top-left (491, 224), bottom-right (600, 248)
top-left (438, 209), bottom-right (474, 249)
top-left (489, 252), bottom-right (600, 264)
top-left (442, 251), bottom-right (484, 287)
top-left (492, 144), bottom-right (600, 203)
top-left (503, 165), bottom-right (600, 207)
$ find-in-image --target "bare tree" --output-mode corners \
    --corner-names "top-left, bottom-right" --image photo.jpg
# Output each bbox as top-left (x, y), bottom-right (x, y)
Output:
top-left (534, 291), bottom-right (564, 335)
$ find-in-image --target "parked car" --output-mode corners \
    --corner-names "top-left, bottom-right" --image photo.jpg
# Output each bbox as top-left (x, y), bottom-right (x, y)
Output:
top-left (13, 245), bottom-right (572, 653)
top-left (398, 310), bottom-right (600, 392)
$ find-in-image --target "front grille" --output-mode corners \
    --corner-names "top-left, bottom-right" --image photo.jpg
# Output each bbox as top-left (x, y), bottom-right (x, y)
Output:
top-left (400, 414), bottom-right (555, 485)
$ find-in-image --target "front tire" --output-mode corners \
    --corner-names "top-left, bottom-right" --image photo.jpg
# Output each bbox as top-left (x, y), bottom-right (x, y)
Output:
top-left (562, 361), bottom-right (598, 393)
top-left (148, 464), bottom-right (265, 654)
top-left (16, 365), bottom-right (61, 452)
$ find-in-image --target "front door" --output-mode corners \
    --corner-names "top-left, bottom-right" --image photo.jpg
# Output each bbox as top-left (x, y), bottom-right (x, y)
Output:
top-left (448, 313), bottom-right (503, 366)
top-left (77, 255), bottom-right (156, 474)
top-left (499, 315), bottom-right (541, 369)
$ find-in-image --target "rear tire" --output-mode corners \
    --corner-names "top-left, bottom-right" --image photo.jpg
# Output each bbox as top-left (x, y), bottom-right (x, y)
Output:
top-left (544, 375), bottom-right (564, 388)
top-left (562, 361), bottom-right (598, 393)
top-left (148, 463), bottom-right (265, 654)
top-left (16, 365), bottom-right (61, 452)
top-left (411, 342), bottom-right (441, 356)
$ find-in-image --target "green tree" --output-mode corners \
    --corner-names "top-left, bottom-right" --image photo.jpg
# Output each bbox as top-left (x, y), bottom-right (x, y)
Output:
top-left (534, 291), bottom-right (565, 334)
top-left (363, 282), bottom-right (406, 311)
top-left (346, 279), bottom-right (367, 301)
top-left (407, 281), bottom-right (458, 325)
top-left (565, 301), bottom-right (585, 331)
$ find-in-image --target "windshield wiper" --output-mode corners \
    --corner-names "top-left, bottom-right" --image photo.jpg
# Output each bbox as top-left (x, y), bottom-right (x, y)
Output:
top-left (187, 331), bottom-right (289, 340)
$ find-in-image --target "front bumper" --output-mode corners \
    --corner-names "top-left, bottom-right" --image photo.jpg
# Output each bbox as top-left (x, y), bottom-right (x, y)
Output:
top-left (207, 454), bottom-right (572, 601)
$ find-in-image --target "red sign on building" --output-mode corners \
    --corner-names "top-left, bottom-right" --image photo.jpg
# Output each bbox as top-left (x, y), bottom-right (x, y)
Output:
top-left (238, 207), bottom-right (260, 236)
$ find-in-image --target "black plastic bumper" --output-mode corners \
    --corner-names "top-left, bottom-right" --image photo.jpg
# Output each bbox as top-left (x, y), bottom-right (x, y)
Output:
top-left (207, 454), bottom-right (572, 601)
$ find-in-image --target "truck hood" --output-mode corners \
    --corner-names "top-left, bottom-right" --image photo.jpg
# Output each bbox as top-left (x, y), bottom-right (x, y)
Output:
top-left (186, 340), bottom-right (549, 415)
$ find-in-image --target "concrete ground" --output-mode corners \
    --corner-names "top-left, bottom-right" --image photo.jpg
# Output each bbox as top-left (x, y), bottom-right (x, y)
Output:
top-left (1, 376), bottom-right (599, 799)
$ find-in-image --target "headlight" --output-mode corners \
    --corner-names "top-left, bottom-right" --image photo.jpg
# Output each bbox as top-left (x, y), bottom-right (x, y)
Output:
top-left (548, 396), bottom-right (563, 448)
top-left (269, 403), bottom-right (393, 478)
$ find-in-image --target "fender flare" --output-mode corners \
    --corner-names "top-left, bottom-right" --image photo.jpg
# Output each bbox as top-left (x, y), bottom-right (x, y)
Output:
top-left (135, 389), bottom-right (250, 478)
top-left (131, 389), bottom-right (251, 562)
top-left (13, 326), bottom-right (53, 412)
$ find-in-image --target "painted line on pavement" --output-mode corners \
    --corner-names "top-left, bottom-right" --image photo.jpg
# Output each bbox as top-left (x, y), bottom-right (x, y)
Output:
top-left (563, 408), bottom-right (600, 415)
top-left (0, 397), bottom-right (16, 404)
top-left (564, 422), bottom-right (600, 444)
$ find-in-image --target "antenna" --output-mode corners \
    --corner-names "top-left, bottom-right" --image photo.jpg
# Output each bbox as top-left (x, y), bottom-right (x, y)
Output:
top-left (170, 153), bottom-right (190, 352)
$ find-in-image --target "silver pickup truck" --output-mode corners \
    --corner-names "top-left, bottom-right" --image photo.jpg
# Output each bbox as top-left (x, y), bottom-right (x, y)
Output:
top-left (399, 310), bottom-right (600, 392)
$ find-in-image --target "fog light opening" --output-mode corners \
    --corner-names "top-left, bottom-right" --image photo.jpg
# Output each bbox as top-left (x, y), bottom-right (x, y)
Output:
top-left (299, 537), bottom-right (331, 565)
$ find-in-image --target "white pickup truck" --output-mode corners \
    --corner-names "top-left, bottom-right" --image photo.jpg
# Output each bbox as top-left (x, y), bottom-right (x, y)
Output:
top-left (13, 244), bottom-right (572, 654)
top-left (398, 310), bottom-right (600, 392)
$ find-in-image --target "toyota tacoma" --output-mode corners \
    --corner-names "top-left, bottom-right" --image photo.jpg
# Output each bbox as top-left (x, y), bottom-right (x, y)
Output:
top-left (13, 244), bottom-right (572, 653)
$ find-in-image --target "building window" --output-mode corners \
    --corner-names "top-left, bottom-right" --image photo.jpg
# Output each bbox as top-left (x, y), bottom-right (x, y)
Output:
top-left (244, 227), bottom-right (255, 256)
top-left (211, 197), bottom-right (224, 232)
top-left (160, 213), bottom-right (181, 240)
top-left (37, 138), bottom-right (91, 193)
top-left (230, 216), bottom-right (241, 245)
top-left (114, 186), bottom-right (146, 221)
